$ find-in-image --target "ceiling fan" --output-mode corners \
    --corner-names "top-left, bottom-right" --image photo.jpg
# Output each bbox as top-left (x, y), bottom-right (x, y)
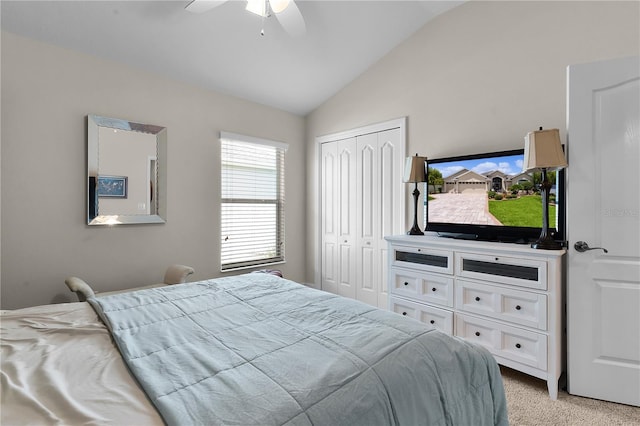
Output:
top-left (185, 0), bottom-right (306, 37)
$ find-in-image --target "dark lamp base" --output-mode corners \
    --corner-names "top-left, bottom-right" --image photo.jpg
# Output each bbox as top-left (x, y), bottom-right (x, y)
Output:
top-left (407, 183), bottom-right (424, 236)
top-left (531, 236), bottom-right (563, 250)
top-left (531, 169), bottom-right (563, 251)
top-left (407, 225), bottom-right (424, 236)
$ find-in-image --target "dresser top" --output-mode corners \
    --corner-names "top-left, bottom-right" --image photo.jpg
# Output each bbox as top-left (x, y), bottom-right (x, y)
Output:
top-left (385, 234), bottom-right (566, 259)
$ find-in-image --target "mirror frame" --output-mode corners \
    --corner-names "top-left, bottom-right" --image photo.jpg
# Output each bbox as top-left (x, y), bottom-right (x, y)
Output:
top-left (87, 115), bottom-right (167, 225)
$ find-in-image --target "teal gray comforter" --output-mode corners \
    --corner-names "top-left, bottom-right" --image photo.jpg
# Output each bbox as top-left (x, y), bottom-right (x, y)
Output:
top-left (89, 273), bottom-right (508, 426)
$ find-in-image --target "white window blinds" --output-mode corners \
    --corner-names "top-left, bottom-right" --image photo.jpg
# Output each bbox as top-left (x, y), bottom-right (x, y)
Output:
top-left (220, 132), bottom-right (287, 271)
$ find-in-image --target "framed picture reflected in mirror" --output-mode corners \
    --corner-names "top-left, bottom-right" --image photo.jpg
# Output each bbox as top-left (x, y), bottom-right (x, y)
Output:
top-left (97, 175), bottom-right (128, 198)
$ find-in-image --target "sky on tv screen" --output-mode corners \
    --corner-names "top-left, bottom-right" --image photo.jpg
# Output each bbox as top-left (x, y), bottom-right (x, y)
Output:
top-left (430, 154), bottom-right (524, 178)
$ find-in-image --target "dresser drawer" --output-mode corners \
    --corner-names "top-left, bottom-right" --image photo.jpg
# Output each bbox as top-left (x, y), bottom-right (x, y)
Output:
top-left (455, 279), bottom-right (547, 330)
top-left (455, 252), bottom-right (547, 290)
top-left (391, 245), bottom-right (453, 275)
top-left (390, 296), bottom-right (454, 335)
top-left (390, 268), bottom-right (454, 308)
top-left (455, 314), bottom-right (547, 370)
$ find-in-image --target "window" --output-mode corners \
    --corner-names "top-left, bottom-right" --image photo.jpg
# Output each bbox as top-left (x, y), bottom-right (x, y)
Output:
top-left (220, 132), bottom-right (287, 271)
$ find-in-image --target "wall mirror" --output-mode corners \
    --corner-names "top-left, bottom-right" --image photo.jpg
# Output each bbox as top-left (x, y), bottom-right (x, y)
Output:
top-left (87, 115), bottom-right (167, 225)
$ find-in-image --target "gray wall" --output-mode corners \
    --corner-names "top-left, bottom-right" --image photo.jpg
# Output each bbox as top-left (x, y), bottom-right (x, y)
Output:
top-left (305, 0), bottom-right (640, 284)
top-left (1, 31), bottom-right (306, 309)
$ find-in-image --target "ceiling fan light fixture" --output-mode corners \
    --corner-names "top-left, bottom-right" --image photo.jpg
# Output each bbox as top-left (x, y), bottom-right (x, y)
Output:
top-left (246, 0), bottom-right (290, 17)
top-left (246, 0), bottom-right (268, 17)
top-left (269, 0), bottom-right (291, 14)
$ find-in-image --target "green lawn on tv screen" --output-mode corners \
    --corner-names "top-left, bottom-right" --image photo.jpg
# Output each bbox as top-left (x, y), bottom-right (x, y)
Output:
top-left (488, 195), bottom-right (556, 228)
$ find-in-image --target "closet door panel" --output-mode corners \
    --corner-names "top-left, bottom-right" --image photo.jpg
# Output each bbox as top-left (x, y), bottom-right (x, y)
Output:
top-left (357, 138), bottom-right (377, 239)
top-left (320, 143), bottom-right (338, 294)
top-left (356, 133), bottom-right (379, 306)
top-left (337, 138), bottom-right (357, 298)
top-left (377, 128), bottom-right (402, 307)
top-left (358, 243), bottom-right (378, 306)
top-left (322, 242), bottom-right (337, 291)
top-left (379, 128), bottom-right (403, 237)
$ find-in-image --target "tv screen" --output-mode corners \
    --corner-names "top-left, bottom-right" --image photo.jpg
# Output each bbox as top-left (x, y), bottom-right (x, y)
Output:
top-left (425, 149), bottom-right (565, 243)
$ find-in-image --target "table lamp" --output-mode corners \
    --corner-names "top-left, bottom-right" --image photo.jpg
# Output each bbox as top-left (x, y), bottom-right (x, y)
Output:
top-left (404, 154), bottom-right (427, 235)
top-left (523, 128), bottom-right (567, 249)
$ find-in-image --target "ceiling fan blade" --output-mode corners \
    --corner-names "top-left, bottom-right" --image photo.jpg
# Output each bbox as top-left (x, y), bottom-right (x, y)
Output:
top-left (185, 0), bottom-right (228, 14)
top-left (274, 1), bottom-right (306, 37)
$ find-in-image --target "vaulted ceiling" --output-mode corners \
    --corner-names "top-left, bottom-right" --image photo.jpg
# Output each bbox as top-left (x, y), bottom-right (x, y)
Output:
top-left (1, 1), bottom-right (464, 116)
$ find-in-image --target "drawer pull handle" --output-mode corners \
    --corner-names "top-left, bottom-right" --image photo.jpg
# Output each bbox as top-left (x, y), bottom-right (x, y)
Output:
top-left (402, 312), bottom-right (407, 316)
top-left (432, 287), bottom-right (437, 292)
top-left (475, 296), bottom-right (481, 302)
top-left (475, 331), bottom-right (481, 337)
top-left (515, 305), bottom-right (522, 311)
top-left (430, 320), bottom-right (435, 324)
top-left (417, 249), bottom-right (421, 252)
top-left (515, 343), bottom-right (522, 349)
top-left (495, 257), bottom-right (499, 261)
top-left (404, 282), bottom-right (409, 286)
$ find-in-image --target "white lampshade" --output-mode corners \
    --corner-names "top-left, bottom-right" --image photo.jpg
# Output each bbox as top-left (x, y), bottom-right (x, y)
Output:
top-left (522, 128), bottom-right (568, 172)
top-left (403, 155), bottom-right (427, 183)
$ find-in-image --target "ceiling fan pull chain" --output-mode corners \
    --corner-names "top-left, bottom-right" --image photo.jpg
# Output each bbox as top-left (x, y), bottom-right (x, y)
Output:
top-left (262, 0), bottom-right (272, 36)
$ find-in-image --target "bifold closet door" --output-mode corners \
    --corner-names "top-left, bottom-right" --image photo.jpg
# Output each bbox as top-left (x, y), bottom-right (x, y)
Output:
top-left (377, 128), bottom-right (403, 308)
top-left (320, 142), bottom-right (338, 294)
top-left (321, 126), bottom-right (403, 308)
top-left (321, 138), bottom-right (357, 298)
top-left (356, 133), bottom-right (379, 306)
top-left (356, 128), bottom-right (403, 308)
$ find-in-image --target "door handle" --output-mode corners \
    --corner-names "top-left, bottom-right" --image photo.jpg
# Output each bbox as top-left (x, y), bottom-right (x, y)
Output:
top-left (574, 241), bottom-right (608, 253)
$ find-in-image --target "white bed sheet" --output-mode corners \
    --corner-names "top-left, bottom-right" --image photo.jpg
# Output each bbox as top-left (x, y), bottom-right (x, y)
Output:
top-left (1, 302), bottom-right (163, 425)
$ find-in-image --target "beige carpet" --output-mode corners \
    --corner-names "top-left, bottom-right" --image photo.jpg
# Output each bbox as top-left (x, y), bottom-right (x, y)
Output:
top-left (501, 366), bottom-right (640, 425)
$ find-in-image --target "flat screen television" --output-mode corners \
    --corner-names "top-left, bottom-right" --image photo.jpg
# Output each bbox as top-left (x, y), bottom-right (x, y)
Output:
top-left (425, 148), bottom-right (565, 244)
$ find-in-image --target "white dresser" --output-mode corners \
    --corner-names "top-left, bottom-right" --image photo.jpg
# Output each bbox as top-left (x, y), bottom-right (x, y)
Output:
top-left (385, 234), bottom-right (565, 399)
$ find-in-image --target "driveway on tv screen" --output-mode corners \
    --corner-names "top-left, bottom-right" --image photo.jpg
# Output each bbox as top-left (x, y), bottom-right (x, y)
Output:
top-left (429, 192), bottom-right (502, 225)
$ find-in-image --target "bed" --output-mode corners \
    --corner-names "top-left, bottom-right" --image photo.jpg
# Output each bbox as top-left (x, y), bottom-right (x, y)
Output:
top-left (1, 273), bottom-right (508, 425)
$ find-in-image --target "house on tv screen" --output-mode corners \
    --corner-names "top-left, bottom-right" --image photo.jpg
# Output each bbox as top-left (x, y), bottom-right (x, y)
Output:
top-left (438, 169), bottom-right (533, 194)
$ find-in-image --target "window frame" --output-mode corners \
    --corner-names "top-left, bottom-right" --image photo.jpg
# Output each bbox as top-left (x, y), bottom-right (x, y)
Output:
top-left (219, 132), bottom-right (287, 271)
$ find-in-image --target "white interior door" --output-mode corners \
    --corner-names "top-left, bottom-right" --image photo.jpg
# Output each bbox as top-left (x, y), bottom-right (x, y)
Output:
top-left (316, 118), bottom-right (406, 301)
top-left (337, 138), bottom-right (357, 299)
top-left (377, 128), bottom-right (403, 309)
top-left (356, 133), bottom-right (380, 306)
top-left (355, 129), bottom-right (404, 308)
top-left (567, 56), bottom-right (640, 406)
top-left (320, 142), bottom-right (338, 294)
top-left (321, 138), bottom-right (357, 298)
